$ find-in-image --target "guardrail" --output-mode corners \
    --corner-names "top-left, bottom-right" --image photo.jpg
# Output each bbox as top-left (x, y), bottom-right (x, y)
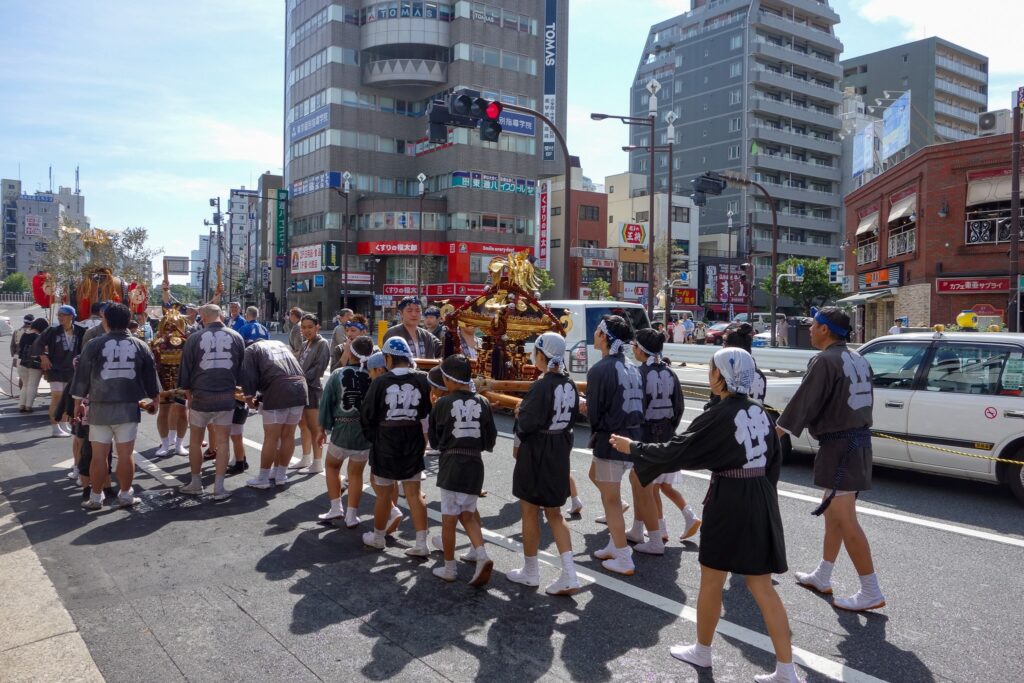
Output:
top-left (661, 342), bottom-right (816, 372)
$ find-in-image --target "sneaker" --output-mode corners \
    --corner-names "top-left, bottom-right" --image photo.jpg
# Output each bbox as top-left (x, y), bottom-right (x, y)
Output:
top-left (794, 571), bottom-right (833, 595)
top-left (430, 534), bottom-right (444, 552)
top-left (81, 498), bottom-right (102, 511)
top-left (506, 568), bottom-right (540, 587)
top-left (344, 509), bottom-right (360, 528)
top-left (832, 591), bottom-right (886, 612)
top-left (405, 545), bottom-right (430, 558)
top-left (601, 552), bottom-right (635, 576)
top-left (385, 506), bottom-right (404, 535)
top-left (299, 459), bottom-right (324, 474)
top-left (545, 573), bottom-right (581, 596)
top-left (179, 479), bottom-right (204, 496)
top-left (226, 461), bottom-right (249, 475)
top-left (669, 643), bottom-right (712, 668)
top-left (212, 489), bottom-right (232, 501)
top-left (625, 527), bottom-right (646, 544)
top-left (318, 508), bottom-right (345, 521)
top-left (116, 493), bottom-right (142, 508)
top-left (274, 472), bottom-right (288, 487)
top-left (155, 443), bottom-right (172, 456)
top-left (246, 476), bottom-right (271, 490)
top-left (177, 444), bottom-right (190, 456)
top-left (468, 558), bottom-right (493, 587)
top-left (679, 518), bottom-right (702, 541)
top-left (754, 667), bottom-right (806, 683)
top-left (459, 547), bottom-right (479, 563)
top-left (432, 565), bottom-right (457, 582)
top-left (66, 469), bottom-right (79, 481)
top-left (288, 453), bottom-right (313, 469)
top-left (362, 531), bottom-right (385, 550)
top-left (633, 538), bottom-right (666, 555)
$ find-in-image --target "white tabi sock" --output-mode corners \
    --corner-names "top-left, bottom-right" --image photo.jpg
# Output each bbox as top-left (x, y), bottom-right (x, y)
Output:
top-left (813, 559), bottom-right (835, 584)
top-left (415, 530), bottom-right (428, 548)
top-left (214, 474), bottom-right (225, 492)
top-left (374, 528), bottom-right (386, 544)
top-left (190, 473), bottom-right (202, 486)
top-left (859, 572), bottom-right (882, 599)
top-left (256, 468), bottom-right (272, 483)
top-left (168, 430), bottom-right (177, 446)
top-left (523, 555), bottom-right (540, 575)
top-left (329, 497), bottom-right (343, 513)
top-left (474, 544), bottom-right (488, 561)
top-left (560, 551), bottom-right (577, 581)
top-left (628, 519), bottom-right (644, 536)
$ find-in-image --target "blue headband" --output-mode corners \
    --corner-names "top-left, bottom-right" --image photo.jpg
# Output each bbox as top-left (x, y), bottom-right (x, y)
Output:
top-left (345, 321), bottom-right (367, 331)
top-left (813, 311), bottom-right (849, 339)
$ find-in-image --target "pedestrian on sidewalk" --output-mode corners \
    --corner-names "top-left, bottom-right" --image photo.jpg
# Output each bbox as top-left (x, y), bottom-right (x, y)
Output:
top-left (508, 332), bottom-right (582, 595)
top-left (177, 304), bottom-right (245, 500)
top-left (9, 313), bottom-right (34, 365)
top-left (72, 303), bottom-right (161, 510)
top-left (291, 313), bottom-right (331, 474)
top-left (610, 347), bottom-right (801, 683)
top-left (427, 354), bottom-right (497, 586)
top-left (16, 318), bottom-right (47, 412)
top-left (240, 339), bottom-right (309, 490)
top-left (777, 307), bottom-right (885, 613)
top-left (34, 305), bottom-right (85, 437)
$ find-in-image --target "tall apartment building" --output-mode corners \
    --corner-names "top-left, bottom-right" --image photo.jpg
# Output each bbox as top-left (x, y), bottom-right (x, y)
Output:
top-left (283, 0), bottom-right (568, 320)
top-left (257, 173), bottom-right (284, 318)
top-left (1, 179), bottom-right (89, 278)
top-left (227, 187), bottom-right (259, 301)
top-left (190, 234), bottom-right (211, 294)
top-left (841, 37), bottom-right (988, 153)
top-left (631, 0), bottom-right (844, 303)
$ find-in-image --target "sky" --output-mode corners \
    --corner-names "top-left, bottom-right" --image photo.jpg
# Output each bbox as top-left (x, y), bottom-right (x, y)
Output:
top-left (1, 1), bottom-right (1021, 283)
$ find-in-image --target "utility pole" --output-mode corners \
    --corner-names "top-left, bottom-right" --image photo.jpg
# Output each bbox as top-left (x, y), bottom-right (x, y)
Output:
top-left (1011, 88), bottom-right (1022, 332)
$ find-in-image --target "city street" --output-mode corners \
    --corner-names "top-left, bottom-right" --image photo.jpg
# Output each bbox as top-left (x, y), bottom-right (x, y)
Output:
top-left (1, 340), bottom-right (1022, 683)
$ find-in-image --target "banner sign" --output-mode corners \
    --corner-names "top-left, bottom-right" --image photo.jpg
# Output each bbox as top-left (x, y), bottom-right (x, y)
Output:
top-left (498, 110), bottom-right (536, 137)
top-left (383, 284), bottom-right (419, 296)
top-left (452, 172), bottom-right (535, 195)
top-left (19, 194), bottom-right (52, 202)
top-left (671, 288), bottom-right (698, 306)
top-left (275, 189), bottom-right (288, 257)
top-left (322, 241), bottom-right (342, 271)
top-left (23, 215), bottom-right (42, 236)
top-left (425, 283), bottom-right (488, 298)
top-left (290, 244), bottom-right (322, 275)
top-left (289, 106), bottom-right (329, 141)
top-left (936, 277), bottom-right (1009, 293)
top-left (542, 0), bottom-right (558, 160)
top-left (291, 171), bottom-right (341, 198)
top-left (702, 263), bottom-right (746, 305)
top-left (882, 91), bottom-right (911, 160)
top-left (535, 179), bottom-right (550, 269)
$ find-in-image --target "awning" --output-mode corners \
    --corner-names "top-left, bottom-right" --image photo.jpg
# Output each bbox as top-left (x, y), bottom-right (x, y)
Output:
top-left (836, 289), bottom-right (894, 306)
top-left (855, 211), bottom-right (879, 236)
top-left (887, 194), bottom-right (917, 223)
top-left (967, 178), bottom-right (997, 206)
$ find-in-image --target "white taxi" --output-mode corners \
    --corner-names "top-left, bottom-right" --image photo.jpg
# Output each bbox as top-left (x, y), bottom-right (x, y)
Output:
top-left (764, 331), bottom-right (1024, 505)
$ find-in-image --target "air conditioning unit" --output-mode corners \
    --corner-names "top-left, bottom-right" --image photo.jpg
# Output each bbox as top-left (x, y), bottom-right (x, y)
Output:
top-left (978, 109), bottom-right (1012, 137)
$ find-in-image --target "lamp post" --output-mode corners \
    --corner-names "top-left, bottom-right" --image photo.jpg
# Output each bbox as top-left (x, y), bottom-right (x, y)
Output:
top-left (1011, 90), bottom-right (1022, 332)
top-left (334, 171), bottom-right (352, 309)
top-left (591, 78), bottom-right (661, 318)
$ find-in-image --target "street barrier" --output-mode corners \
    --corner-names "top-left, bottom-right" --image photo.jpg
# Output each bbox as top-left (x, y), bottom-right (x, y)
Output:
top-left (661, 342), bottom-right (816, 372)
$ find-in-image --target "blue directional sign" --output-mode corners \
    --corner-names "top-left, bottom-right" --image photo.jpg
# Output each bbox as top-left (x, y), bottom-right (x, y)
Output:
top-left (795, 263), bottom-right (805, 278)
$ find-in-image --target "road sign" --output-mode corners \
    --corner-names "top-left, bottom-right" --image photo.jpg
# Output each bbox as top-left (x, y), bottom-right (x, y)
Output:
top-left (646, 79), bottom-right (661, 96)
top-left (342, 170), bottom-right (352, 181)
top-left (828, 261), bottom-right (845, 283)
top-left (794, 263), bottom-right (805, 282)
top-left (275, 255), bottom-right (285, 268)
top-left (678, 271), bottom-right (689, 284)
top-left (164, 256), bottom-right (190, 274)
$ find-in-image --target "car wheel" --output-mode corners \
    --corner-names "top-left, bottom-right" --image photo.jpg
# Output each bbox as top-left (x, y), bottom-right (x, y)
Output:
top-left (714, 338), bottom-right (723, 345)
top-left (1007, 461), bottom-right (1024, 506)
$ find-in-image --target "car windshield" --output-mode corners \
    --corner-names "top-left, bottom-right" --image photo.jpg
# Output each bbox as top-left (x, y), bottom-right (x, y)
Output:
top-left (710, 323), bottom-right (730, 331)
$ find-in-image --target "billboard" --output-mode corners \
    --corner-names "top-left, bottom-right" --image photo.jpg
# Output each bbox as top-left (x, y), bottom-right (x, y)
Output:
top-left (290, 244), bottom-right (322, 275)
top-left (542, 0), bottom-right (558, 161)
top-left (851, 125), bottom-right (875, 178)
top-left (23, 215), bottom-right (42, 236)
top-left (702, 263), bottom-right (746, 305)
top-left (882, 91), bottom-right (911, 161)
top-left (534, 180), bottom-right (549, 269)
top-left (274, 189), bottom-right (288, 257)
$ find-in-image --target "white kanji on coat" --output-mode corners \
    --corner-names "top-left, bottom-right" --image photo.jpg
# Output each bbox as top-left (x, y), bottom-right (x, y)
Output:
top-left (841, 351), bottom-right (872, 411)
top-left (199, 330), bottom-right (235, 370)
top-left (384, 383), bottom-right (420, 420)
top-left (615, 362), bottom-right (644, 415)
top-left (451, 398), bottom-right (482, 438)
top-left (645, 368), bottom-right (676, 420)
top-left (549, 382), bottom-right (576, 430)
top-left (734, 404), bottom-right (771, 468)
top-left (99, 339), bottom-right (137, 380)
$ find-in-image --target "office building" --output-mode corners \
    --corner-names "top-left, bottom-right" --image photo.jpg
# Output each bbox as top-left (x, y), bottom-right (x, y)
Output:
top-left (2, 179), bottom-right (89, 279)
top-left (283, 0), bottom-right (568, 321)
top-left (190, 234), bottom-right (211, 294)
top-left (630, 0), bottom-right (845, 309)
top-left (257, 172), bottom-right (284, 318)
top-left (227, 187), bottom-right (259, 302)
top-left (841, 37), bottom-right (988, 154)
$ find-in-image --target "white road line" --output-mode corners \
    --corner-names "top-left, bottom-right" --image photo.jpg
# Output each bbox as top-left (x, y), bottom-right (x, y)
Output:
top-left (133, 452), bottom-right (181, 487)
top-left (414, 504), bottom-right (883, 683)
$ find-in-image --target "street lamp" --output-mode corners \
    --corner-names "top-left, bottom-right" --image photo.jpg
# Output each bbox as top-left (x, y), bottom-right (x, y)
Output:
top-left (590, 77), bottom-right (661, 319)
top-left (417, 172), bottom-right (427, 303)
top-left (333, 171), bottom-right (352, 309)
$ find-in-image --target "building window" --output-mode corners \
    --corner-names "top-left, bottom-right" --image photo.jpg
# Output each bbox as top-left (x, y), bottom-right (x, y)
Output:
top-left (729, 34), bottom-right (742, 50)
top-left (729, 116), bottom-right (741, 132)
top-left (578, 205), bottom-right (600, 221)
top-left (888, 223), bottom-right (916, 257)
top-left (622, 262), bottom-right (648, 282)
top-left (551, 206), bottom-right (561, 216)
top-left (729, 61), bottom-right (742, 78)
top-left (727, 200), bottom-right (739, 213)
top-left (671, 206), bottom-right (690, 223)
top-left (730, 89), bottom-right (742, 105)
top-left (635, 211), bottom-right (649, 222)
top-left (728, 144), bottom-right (741, 159)
top-left (857, 237), bottom-right (879, 265)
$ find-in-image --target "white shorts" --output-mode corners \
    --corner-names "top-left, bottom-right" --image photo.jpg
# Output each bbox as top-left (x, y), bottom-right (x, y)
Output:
top-left (90, 422), bottom-right (139, 445)
top-left (326, 444), bottom-right (369, 463)
top-left (50, 381), bottom-right (67, 393)
top-left (372, 473), bottom-right (421, 487)
top-left (440, 489), bottom-right (478, 516)
top-left (653, 471), bottom-right (682, 486)
top-left (259, 405), bottom-right (303, 425)
top-left (592, 456), bottom-right (633, 483)
top-left (822, 488), bottom-right (857, 498)
top-left (190, 409), bottom-right (234, 428)
top-left (230, 423), bottom-right (244, 436)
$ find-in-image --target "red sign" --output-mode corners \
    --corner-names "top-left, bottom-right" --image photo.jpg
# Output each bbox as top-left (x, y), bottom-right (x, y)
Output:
top-left (382, 284), bottom-right (419, 296)
top-left (424, 283), bottom-right (488, 298)
top-left (672, 288), bottom-right (697, 306)
top-left (358, 241), bottom-right (450, 256)
top-left (583, 258), bottom-right (615, 269)
top-left (536, 180), bottom-right (549, 268)
top-left (936, 277), bottom-right (1009, 294)
top-left (864, 268), bottom-right (892, 290)
top-left (459, 242), bottom-right (531, 256)
top-left (621, 223), bottom-right (646, 245)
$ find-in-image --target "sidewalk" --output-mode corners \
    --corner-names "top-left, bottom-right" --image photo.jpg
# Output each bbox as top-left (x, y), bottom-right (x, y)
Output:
top-left (0, 493), bottom-right (104, 682)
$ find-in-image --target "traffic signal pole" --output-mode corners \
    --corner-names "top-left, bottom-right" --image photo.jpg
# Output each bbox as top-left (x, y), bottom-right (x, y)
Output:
top-left (1010, 96), bottom-right (1021, 332)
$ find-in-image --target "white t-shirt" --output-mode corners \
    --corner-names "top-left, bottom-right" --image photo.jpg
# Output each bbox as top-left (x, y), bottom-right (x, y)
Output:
top-left (672, 323), bottom-right (687, 343)
top-left (888, 325), bottom-right (901, 334)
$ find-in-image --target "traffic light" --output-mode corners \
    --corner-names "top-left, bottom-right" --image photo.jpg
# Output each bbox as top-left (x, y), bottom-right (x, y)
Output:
top-left (479, 99), bottom-right (502, 142)
top-left (446, 89), bottom-right (503, 142)
top-left (691, 171), bottom-right (728, 196)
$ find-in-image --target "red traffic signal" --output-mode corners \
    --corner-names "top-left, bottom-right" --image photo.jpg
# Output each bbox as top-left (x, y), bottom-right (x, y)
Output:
top-left (484, 101), bottom-right (502, 120)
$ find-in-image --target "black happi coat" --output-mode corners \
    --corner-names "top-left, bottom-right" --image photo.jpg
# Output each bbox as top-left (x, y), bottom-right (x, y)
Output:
top-left (429, 391), bottom-right (497, 495)
top-left (512, 371), bottom-right (580, 507)
top-left (638, 359), bottom-right (685, 443)
top-left (587, 352), bottom-right (644, 461)
top-left (633, 395), bottom-right (787, 575)
top-left (361, 367), bottom-right (432, 480)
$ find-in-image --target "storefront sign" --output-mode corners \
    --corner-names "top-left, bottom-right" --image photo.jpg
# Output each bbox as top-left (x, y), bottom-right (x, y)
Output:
top-left (535, 179), bottom-right (549, 269)
top-left (313, 274), bottom-right (325, 288)
top-left (861, 265), bottom-right (901, 290)
top-left (290, 244), bottom-right (322, 275)
top-left (382, 284), bottom-right (419, 296)
top-left (936, 277), bottom-right (1009, 293)
top-left (357, 241), bottom-right (449, 255)
top-left (621, 282), bottom-right (647, 301)
top-left (425, 283), bottom-right (488, 298)
top-left (275, 189), bottom-right (288, 257)
top-left (621, 222), bottom-right (646, 246)
top-left (583, 258), bottom-right (615, 269)
top-left (542, 0), bottom-right (558, 160)
top-left (466, 242), bottom-right (531, 256)
top-left (23, 215), bottom-right (42, 236)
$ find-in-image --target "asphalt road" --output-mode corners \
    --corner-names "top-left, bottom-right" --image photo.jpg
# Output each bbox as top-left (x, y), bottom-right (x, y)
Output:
top-left (1, 320), bottom-right (1023, 682)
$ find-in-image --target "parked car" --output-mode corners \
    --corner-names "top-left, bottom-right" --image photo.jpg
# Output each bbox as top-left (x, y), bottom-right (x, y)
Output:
top-left (764, 331), bottom-right (1024, 504)
top-left (704, 322), bottom-right (732, 345)
top-left (538, 300), bottom-right (650, 380)
top-left (732, 312), bottom-right (774, 334)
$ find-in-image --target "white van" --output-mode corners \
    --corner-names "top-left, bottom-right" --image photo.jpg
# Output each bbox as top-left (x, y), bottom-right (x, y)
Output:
top-left (537, 300), bottom-right (651, 380)
top-left (732, 311), bottom-right (779, 334)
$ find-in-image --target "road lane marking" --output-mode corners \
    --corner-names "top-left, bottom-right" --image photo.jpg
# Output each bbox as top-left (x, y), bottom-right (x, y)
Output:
top-left (133, 451), bottom-right (181, 487)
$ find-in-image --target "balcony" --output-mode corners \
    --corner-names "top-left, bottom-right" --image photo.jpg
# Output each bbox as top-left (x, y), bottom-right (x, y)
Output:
top-left (935, 123), bottom-right (975, 142)
top-left (888, 226), bottom-right (916, 258)
top-left (935, 55), bottom-right (987, 84)
top-left (934, 77), bottom-right (987, 107)
top-left (780, 0), bottom-right (841, 24)
top-left (750, 96), bottom-right (841, 130)
top-left (363, 58), bottom-right (447, 87)
top-left (751, 153), bottom-right (842, 181)
top-left (751, 10), bottom-right (843, 52)
top-left (570, 246), bottom-right (617, 260)
top-left (935, 100), bottom-right (980, 126)
top-left (857, 240), bottom-right (879, 266)
top-left (753, 237), bottom-right (839, 259)
top-left (751, 124), bottom-right (841, 155)
top-left (751, 68), bottom-right (842, 104)
top-left (749, 179), bottom-right (841, 206)
top-left (964, 207), bottom-right (1024, 245)
top-left (750, 38), bottom-right (842, 79)
top-left (752, 209), bottom-right (839, 234)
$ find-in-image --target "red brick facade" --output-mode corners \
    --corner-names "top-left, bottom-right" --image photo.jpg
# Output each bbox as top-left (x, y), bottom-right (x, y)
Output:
top-left (844, 133), bottom-right (1023, 339)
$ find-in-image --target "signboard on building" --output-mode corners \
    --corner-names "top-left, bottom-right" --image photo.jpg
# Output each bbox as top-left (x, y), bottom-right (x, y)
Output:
top-left (859, 265), bottom-right (901, 290)
top-left (936, 277), bottom-right (1010, 293)
top-left (702, 264), bottom-right (745, 304)
top-left (19, 194), bottom-right (52, 202)
top-left (851, 125), bottom-right (875, 178)
top-left (542, 0), bottom-right (558, 161)
top-left (288, 106), bottom-right (329, 141)
top-left (671, 239), bottom-right (689, 277)
top-left (358, 241), bottom-right (449, 256)
top-left (383, 284), bottom-right (419, 296)
top-left (882, 91), bottom-right (911, 160)
top-left (23, 215), bottom-right (42, 236)
top-left (671, 288), bottom-right (698, 306)
top-left (313, 274), bottom-right (325, 288)
top-left (275, 189), bottom-right (288, 257)
top-left (425, 283), bottom-right (488, 298)
top-left (535, 179), bottom-right (549, 269)
top-left (620, 222), bottom-right (647, 246)
top-left (621, 282), bottom-right (647, 302)
top-left (322, 241), bottom-right (343, 271)
top-left (583, 258), bottom-right (615, 269)
top-left (828, 261), bottom-right (845, 283)
top-left (499, 111), bottom-right (536, 136)
top-left (290, 244), bottom-right (322, 275)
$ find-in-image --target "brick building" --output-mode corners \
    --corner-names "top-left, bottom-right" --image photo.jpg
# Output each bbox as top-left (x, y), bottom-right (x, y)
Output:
top-left (843, 132), bottom-right (1023, 340)
top-left (547, 170), bottom-right (613, 298)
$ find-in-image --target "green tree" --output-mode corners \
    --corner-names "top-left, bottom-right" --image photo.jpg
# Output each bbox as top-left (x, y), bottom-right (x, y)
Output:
top-left (169, 284), bottom-right (198, 305)
top-left (770, 257), bottom-right (842, 314)
top-left (587, 277), bottom-right (613, 301)
top-left (535, 267), bottom-right (556, 295)
top-left (0, 272), bottom-right (29, 292)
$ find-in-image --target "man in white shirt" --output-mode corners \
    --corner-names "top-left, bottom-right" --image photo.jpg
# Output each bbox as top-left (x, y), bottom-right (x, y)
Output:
top-left (672, 319), bottom-right (687, 344)
top-left (888, 319), bottom-right (903, 335)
